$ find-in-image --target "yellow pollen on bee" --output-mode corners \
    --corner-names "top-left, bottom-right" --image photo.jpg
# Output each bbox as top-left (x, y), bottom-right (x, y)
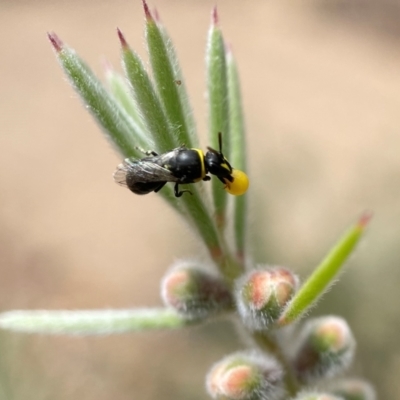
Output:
top-left (224, 169), bottom-right (249, 196)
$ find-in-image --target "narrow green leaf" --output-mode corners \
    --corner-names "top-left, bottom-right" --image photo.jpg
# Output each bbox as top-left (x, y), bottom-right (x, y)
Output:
top-left (278, 213), bottom-right (372, 326)
top-left (153, 14), bottom-right (198, 148)
top-left (144, 5), bottom-right (197, 148)
top-left (141, 8), bottom-right (240, 278)
top-left (206, 8), bottom-right (230, 226)
top-left (104, 61), bottom-right (148, 146)
top-left (49, 34), bottom-right (143, 159)
top-left (0, 308), bottom-right (190, 335)
top-left (49, 33), bottom-right (224, 270)
top-left (118, 29), bottom-right (175, 153)
top-left (48, 33), bottom-right (182, 212)
top-left (181, 193), bottom-right (223, 262)
top-left (226, 48), bottom-right (247, 261)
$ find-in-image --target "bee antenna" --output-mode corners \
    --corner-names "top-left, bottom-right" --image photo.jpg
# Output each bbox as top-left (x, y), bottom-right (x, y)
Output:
top-left (218, 132), bottom-right (223, 154)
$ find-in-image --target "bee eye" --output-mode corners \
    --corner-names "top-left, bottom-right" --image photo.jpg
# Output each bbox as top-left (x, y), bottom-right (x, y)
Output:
top-left (223, 169), bottom-right (249, 196)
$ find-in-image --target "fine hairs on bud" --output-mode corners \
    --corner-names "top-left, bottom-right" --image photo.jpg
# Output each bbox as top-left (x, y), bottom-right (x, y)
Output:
top-left (206, 351), bottom-right (284, 400)
top-left (291, 316), bottom-right (356, 383)
top-left (161, 259), bottom-right (233, 320)
top-left (235, 266), bottom-right (299, 330)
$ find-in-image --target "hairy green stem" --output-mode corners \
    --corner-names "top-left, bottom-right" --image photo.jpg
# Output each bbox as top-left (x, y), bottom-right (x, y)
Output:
top-left (252, 331), bottom-right (299, 397)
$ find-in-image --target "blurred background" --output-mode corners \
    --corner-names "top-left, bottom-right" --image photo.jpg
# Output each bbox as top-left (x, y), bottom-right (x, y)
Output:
top-left (1, 0), bottom-right (400, 398)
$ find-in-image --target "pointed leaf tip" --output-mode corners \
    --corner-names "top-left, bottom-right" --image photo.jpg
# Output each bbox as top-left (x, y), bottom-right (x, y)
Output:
top-left (47, 32), bottom-right (63, 52)
top-left (142, 0), bottom-right (153, 21)
top-left (358, 211), bottom-right (373, 229)
top-left (212, 6), bottom-right (219, 25)
top-left (117, 28), bottom-right (128, 49)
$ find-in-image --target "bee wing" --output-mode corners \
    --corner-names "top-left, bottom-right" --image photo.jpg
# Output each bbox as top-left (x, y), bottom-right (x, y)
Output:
top-left (113, 158), bottom-right (177, 186)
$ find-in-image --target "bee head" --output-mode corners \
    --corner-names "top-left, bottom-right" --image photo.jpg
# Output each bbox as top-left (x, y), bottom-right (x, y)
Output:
top-left (205, 133), bottom-right (249, 196)
top-left (205, 147), bottom-right (233, 181)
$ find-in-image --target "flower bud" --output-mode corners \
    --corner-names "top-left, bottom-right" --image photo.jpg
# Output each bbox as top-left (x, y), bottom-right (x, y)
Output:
top-left (329, 379), bottom-right (376, 400)
top-left (292, 316), bottom-right (355, 383)
top-left (161, 260), bottom-right (233, 320)
top-left (292, 392), bottom-right (343, 400)
top-left (206, 351), bottom-right (283, 400)
top-left (235, 267), bottom-right (298, 330)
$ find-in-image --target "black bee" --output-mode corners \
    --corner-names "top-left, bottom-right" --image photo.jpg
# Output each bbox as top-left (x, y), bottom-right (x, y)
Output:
top-left (113, 133), bottom-right (249, 197)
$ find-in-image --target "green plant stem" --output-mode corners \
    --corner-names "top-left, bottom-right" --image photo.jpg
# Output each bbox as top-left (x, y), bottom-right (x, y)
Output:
top-left (0, 309), bottom-right (192, 335)
top-left (252, 331), bottom-right (299, 396)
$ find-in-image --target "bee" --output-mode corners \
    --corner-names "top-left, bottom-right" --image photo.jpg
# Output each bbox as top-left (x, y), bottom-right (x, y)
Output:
top-left (113, 133), bottom-right (249, 197)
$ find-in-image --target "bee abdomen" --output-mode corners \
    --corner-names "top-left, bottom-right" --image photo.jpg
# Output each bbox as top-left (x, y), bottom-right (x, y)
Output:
top-left (126, 180), bottom-right (165, 195)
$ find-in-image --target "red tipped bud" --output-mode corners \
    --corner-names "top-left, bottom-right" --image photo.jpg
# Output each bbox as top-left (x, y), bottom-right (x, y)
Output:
top-left (206, 351), bottom-right (283, 400)
top-left (236, 267), bottom-right (298, 330)
top-left (329, 379), bottom-right (376, 400)
top-left (292, 316), bottom-right (355, 383)
top-left (161, 261), bottom-right (233, 320)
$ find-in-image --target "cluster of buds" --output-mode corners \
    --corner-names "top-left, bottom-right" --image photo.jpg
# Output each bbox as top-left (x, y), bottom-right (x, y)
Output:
top-left (161, 261), bottom-right (373, 400)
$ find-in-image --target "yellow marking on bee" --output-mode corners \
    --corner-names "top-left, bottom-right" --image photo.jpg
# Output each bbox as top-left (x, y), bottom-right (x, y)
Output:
top-left (193, 148), bottom-right (206, 182)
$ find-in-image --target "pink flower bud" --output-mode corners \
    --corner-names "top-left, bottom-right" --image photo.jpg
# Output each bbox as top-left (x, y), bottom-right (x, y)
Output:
top-left (161, 260), bottom-right (233, 320)
top-left (292, 316), bottom-right (355, 383)
top-left (236, 267), bottom-right (298, 330)
top-left (206, 351), bottom-right (283, 400)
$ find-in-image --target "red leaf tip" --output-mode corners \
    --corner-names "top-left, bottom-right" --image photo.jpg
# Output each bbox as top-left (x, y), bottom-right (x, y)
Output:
top-left (212, 6), bottom-right (219, 25)
top-left (116, 28), bottom-right (128, 49)
top-left (357, 210), bottom-right (373, 229)
top-left (142, 0), bottom-right (153, 21)
top-left (47, 32), bottom-right (63, 52)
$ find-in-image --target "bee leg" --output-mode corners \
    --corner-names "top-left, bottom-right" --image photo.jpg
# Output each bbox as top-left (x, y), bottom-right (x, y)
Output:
top-left (203, 175), bottom-right (211, 182)
top-left (135, 147), bottom-right (158, 156)
top-left (174, 182), bottom-right (192, 197)
top-left (154, 182), bottom-right (167, 193)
